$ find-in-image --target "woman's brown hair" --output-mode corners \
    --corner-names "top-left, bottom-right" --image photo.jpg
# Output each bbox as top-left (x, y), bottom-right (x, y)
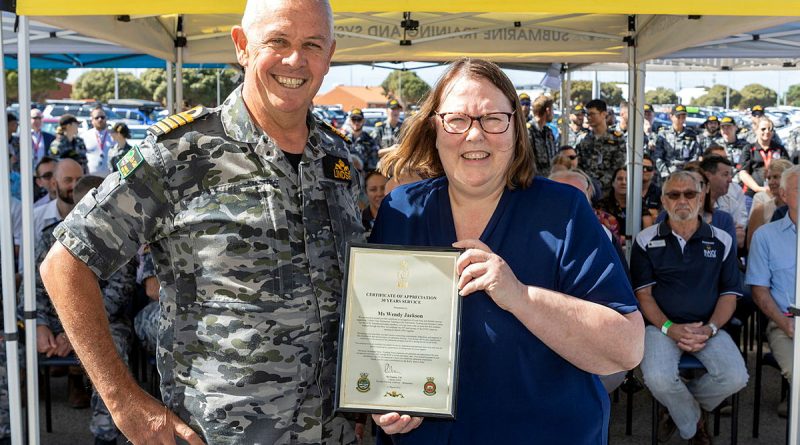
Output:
top-left (381, 58), bottom-right (535, 189)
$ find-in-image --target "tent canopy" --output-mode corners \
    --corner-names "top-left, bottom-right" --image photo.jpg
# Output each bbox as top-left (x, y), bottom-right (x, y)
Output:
top-left (16, 3), bottom-right (798, 66)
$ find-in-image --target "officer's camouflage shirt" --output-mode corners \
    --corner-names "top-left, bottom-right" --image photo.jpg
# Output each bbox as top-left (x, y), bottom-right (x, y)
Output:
top-left (371, 120), bottom-right (403, 149)
top-left (576, 128), bottom-right (627, 189)
top-left (654, 126), bottom-right (700, 176)
top-left (22, 221), bottom-right (137, 333)
top-left (721, 138), bottom-right (749, 167)
top-left (528, 119), bottom-right (557, 176)
top-left (54, 86), bottom-right (364, 444)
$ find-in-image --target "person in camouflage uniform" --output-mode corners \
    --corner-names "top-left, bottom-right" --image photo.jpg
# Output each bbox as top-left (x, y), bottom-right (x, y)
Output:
top-left (24, 175), bottom-right (137, 445)
top-left (654, 105), bottom-right (700, 178)
top-left (785, 125), bottom-right (800, 163)
top-left (529, 95), bottom-right (557, 176)
top-left (40, 1), bottom-right (364, 444)
top-left (697, 115), bottom-right (724, 151)
top-left (567, 104), bottom-right (588, 146)
top-left (371, 99), bottom-right (404, 155)
top-left (718, 116), bottom-right (749, 168)
top-left (344, 108), bottom-right (379, 171)
top-left (576, 99), bottom-right (627, 190)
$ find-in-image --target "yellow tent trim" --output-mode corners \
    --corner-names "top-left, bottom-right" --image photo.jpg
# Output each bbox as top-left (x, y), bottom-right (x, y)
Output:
top-left (17, 0), bottom-right (800, 16)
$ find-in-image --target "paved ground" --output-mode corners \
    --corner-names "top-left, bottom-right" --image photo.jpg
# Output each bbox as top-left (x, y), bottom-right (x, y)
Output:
top-left (26, 347), bottom-right (792, 445)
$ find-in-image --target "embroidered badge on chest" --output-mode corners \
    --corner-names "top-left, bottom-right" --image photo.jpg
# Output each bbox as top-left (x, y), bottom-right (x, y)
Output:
top-left (117, 146), bottom-right (144, 179)
top-left (323, 155), bottom-right (352, 182)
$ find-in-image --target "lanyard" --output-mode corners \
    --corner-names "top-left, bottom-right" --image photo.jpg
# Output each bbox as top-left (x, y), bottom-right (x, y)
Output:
top-left (96, 130), bottom-right (110, 152)
top-left (32, 131), bottom-right (43, 154)
top-left (759, 147), bottom-right (774, 169)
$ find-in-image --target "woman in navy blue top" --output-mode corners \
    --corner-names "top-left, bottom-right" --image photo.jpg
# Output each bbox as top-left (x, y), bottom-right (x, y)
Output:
top-left (369, 58), bottom-right (644, 445)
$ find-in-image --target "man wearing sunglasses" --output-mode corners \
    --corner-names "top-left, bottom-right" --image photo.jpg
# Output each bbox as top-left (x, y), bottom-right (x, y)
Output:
top-left (31, 108), bottom-right (55, 170)
top-left (81, 106), bottom-right (115, 176)
top-left (631, 170), bottom-right (747, 445)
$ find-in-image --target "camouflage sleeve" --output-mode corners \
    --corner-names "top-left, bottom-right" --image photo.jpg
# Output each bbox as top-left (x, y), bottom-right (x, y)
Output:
top-left (54, 138), bottom-right (172, 280)
top-left (654, 135), bottom-right (670, 176)
top-left (18, 230), bottom-right (62, 332)
top-left (101, 258), bottom-right (138, 320)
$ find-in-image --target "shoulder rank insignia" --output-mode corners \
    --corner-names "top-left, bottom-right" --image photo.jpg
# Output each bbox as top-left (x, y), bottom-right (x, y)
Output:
top-left (148, 106), bottom-right (207, 137)
top-left (322, 155), bottom-right (352, 182)
top-left (323, 121), bottom-right (351, 143)
top-left (117, 145), bottom-right (144, 179)
top-left (375, 121), bottom-right (384, 127)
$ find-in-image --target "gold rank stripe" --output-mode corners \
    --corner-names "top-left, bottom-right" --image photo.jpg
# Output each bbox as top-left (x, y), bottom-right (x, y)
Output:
top-left (154, 121), bottom-right (171, 134)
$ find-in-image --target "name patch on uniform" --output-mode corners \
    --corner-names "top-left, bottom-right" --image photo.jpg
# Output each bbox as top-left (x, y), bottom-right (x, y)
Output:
top-left (648, 239), bottom-right (666, 248)
top-left (323, 155), bottom-right (352, 182)
top-left (117, 146), bottom-right (144, 179)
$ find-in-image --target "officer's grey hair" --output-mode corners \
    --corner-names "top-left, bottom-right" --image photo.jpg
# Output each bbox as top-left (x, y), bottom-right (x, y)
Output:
top-left (780, 165), bottom-right (800, 191)
top-left (241, 0), bottom-right (334, 37)
top-left (662, 170), bottom-right (702, 196)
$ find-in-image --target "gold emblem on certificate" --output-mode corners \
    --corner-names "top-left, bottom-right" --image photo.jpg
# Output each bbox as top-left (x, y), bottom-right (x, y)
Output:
top-left (335, 244), bottom-right (462, 419)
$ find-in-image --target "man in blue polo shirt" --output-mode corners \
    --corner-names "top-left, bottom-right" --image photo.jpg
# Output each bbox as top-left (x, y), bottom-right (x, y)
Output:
top-left (631, 170), bottom-right (747, 445)
top-left (746, 165), bottom-right (800, 417)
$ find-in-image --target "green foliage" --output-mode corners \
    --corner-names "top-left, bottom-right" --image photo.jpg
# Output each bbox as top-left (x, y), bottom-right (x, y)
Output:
top-left (561, 81), bottom-right (623, 106)
top-left (5, 69), bottom-right (68, 102)
top-left (600, 83), bottom-right (624, 106)
top-left (738, 83), bottom-right (777, 109)
top-left (644, 87), bottom-right (678, 105)
top-left (71, 69), bottom-right (149, 102)
top-left (785, 84), bottom-right (800, 107)
top-left (140, 68), bottom-right (241, 107)
top-left (381, 71), bottom-right (431, 106)
top-left (691, 85), bottom-right (741, 108)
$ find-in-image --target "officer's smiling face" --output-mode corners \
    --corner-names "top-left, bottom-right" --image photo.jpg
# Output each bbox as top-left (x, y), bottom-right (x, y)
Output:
top-left (232, 0), bottom-right (335, 120)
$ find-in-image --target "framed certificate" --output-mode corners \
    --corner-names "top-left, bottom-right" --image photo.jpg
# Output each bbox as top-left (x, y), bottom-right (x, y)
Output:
top-left (335, 243), bottom-right (462, 419)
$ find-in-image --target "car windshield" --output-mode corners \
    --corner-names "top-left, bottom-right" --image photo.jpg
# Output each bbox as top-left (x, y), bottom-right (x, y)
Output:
top-left (129, 127), bottom-right (149, 140)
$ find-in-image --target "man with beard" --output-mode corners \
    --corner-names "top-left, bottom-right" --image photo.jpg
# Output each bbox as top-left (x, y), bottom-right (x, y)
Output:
top-left (32, 158), bottom-right (83, 246)
top-left (631, 170), bottom-right (747, 445)
top-left (567, 104), bottom-right (588, 146)
top-left (697, 115), bottom-right (723, 151)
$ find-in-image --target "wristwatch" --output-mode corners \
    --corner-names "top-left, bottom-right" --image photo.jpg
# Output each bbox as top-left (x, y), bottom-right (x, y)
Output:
top-left (707, 322), bottom-right (718, 337)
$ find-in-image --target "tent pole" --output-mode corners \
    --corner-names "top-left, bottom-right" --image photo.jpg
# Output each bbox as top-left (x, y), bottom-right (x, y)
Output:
top-left (216, 69), bottom-right (221, 107)
top-left (791, 172), bottom-right (800, 445)
top-left (592, 71), bottom-right (599, 100)
top-left (176, 49), bottom-right (183, 111)
top-left (626, 16), bottom-right (645, 256)
top-left (114, 68), bottom-right (119, 100)
top-left (18, 16), bottom-right (40, 445)
top-left (0, 12), bottom-right (24, 445)
top-left (166, 61), bottom-right (175, 114)
top-left (560, 65), bottom-right (570, 146)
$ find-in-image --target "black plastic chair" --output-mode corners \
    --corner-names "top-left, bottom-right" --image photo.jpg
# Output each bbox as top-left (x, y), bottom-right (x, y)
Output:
top-left (38, 354), bottom-right (81, 433)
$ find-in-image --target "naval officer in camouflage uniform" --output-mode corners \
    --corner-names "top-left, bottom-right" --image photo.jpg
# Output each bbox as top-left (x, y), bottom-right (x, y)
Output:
top-left (566, 104), bottom-right (588, 146)
top-left (371, 99), bottom-right (403, 155)
top-left (576, 99), bottom-right (626, 190)
top-left (697, 115), bottom-right (724, 151)
top-left (654, 105), bottom-right (700, 178)
top-left (40, 1), bottom-right (363, 444)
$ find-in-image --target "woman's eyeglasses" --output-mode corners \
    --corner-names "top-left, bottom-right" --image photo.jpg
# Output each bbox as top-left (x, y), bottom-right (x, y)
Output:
top-left (664, 190), bottom-right (699, 200)
top-left (435, 111), bottom-right (515, 134)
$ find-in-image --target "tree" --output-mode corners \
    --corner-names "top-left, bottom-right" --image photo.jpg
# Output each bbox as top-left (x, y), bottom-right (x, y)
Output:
top-left (644, 87), bottom-right (678, 105)
top-left (600, 83), bottom-right (624, 106)
top-left (140, 68), bottom-right (241, 107)
top-left (381, 71), bottom-right (430, 106)
top-left (786, 84), bottom-right (800, 107)
top-left (692, 85), bottom-right (741, 108)
top-left (6, 69), bottom-right (69, 102)
top-left (737, 83), bottom-right (777, 109)
top-left (568, 80), bottom-right (592, 105)
top-left (71, 69), bottom-right (149, 102)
